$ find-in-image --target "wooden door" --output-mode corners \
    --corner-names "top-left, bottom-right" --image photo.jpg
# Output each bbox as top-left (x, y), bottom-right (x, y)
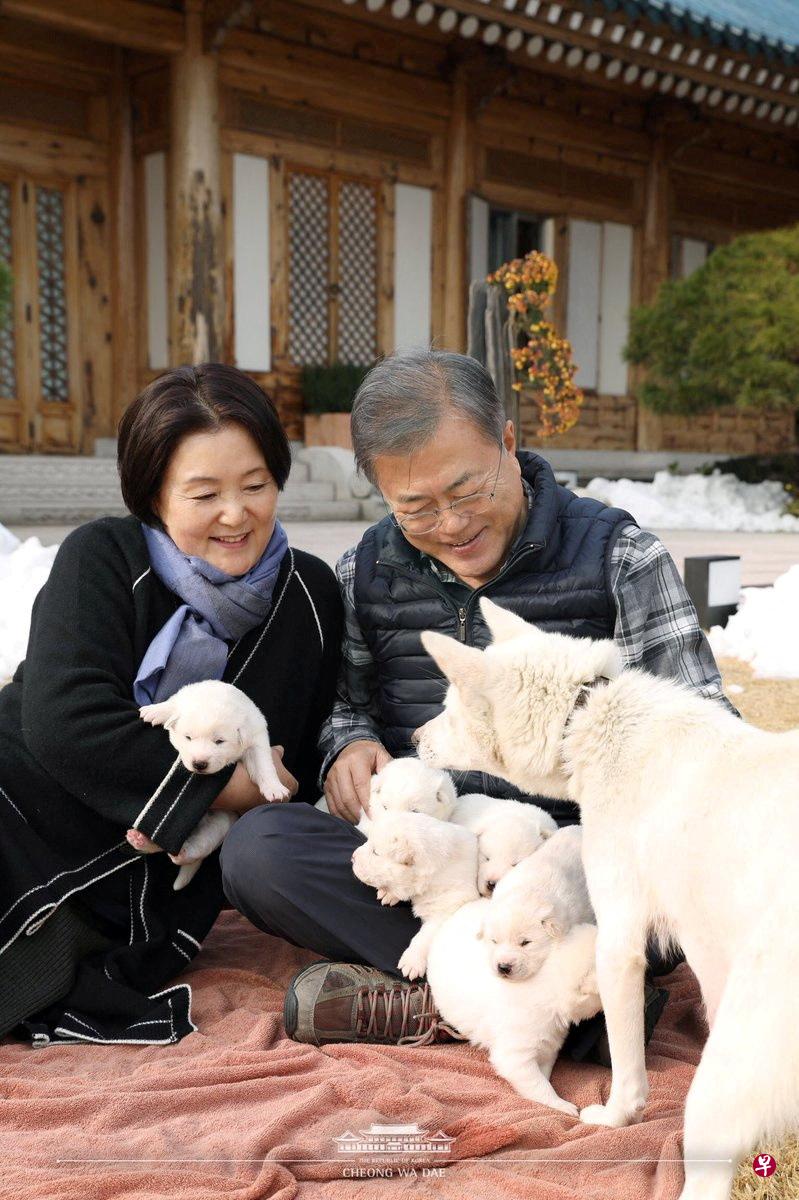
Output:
top-left (0, 172), bottom-right (80, 454)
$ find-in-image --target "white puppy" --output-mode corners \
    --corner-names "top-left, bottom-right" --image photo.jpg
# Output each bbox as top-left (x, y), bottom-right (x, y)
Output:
top-left (484, 825), bottom-right (594, 979)
top-left (316, 758), bottom-right (456, 832)
top-left (416, 598), bottom-right (799, 1200)
top-left (351, 811), bottom-right (479, 981)
top-left (451, 793), bottom-right (558, 895)
top-left (427, 905), bottom-right (600, 1115)
top-left (137, 680), bottom-right (289, 889)
top-left (352, 812), bottom-right (599, 1113)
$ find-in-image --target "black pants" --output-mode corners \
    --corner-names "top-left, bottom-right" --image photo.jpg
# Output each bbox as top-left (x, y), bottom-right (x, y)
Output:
top-left (219, 801), bottom-right (682, 979)
top-left (220, 802), bottom-right (421, 974)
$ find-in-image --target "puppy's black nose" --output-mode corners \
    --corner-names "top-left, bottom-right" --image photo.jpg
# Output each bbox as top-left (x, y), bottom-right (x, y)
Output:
top-left (192, 760), bottom-right (209, 772)
top-left (497, 962), bottom-right (512, 976)
top-left (486, 880), bottom-right (496, 893)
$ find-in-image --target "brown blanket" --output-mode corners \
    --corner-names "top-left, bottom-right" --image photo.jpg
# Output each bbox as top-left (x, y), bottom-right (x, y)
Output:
top-left (0, 910), bottom-right (706, 1200)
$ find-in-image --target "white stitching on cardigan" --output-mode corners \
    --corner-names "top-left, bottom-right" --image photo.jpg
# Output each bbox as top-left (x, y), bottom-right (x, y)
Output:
top-left (53, 1026), bottom-right (177, 1046)
top-left (132, 754), bottom-right (182, 830)
top-left (0, 856), bottom-right (138, 958)
top-left (0, 841), bottom-right (130, 929)
top-left (294, 569), bottom-right (324, 652)
top-left (231, 548), bottom-right (294, 685)
top-left (138, 859), bottom-right (149, 942)
top-left (131, 567), bottom-right (151, 592)
top-left (0, 784), bottom-right (28, 825)
top-left (171, 940), bottom-right (192, 962)
top-left (62, 1011), bottom-right (103, 1037)
top-left (150, 773), bottom-right (192, 841)
top-left (176, 927), bottom-right (202, 950)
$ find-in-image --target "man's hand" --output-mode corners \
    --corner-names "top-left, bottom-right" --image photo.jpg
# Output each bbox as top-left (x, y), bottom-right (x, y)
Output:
top-left (324, 739), bottom-right (392, 824)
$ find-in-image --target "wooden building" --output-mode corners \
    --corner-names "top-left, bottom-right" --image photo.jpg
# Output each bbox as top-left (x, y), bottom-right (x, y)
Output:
top-left (0, 0), bottom-right (797, 459)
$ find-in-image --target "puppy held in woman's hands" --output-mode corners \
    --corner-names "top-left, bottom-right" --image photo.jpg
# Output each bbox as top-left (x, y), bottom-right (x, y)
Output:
top-left (129, 680), bottom-right (289, 889)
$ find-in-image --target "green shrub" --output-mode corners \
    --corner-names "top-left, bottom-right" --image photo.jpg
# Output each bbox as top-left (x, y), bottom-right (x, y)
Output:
top-left (301, 363), bottom-right (372, 414)
top-left (625, 224), bottom-right (799, 416)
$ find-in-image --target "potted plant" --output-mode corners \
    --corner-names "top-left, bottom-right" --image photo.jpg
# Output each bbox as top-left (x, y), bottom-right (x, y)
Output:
top-left (301, 363), bottom-right (372, 449)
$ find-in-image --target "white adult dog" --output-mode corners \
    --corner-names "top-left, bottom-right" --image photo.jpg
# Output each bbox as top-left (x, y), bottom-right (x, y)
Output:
top-left (136, 680), bottom-right (290, 889)
top-left (351, 810), bottom-right (600, 1113)
top-left (451, 793), bottom-right (558, 895)
top-left (415, 598), bottom-right (799, 1200)
top-left (484, 825), bottom-right (594, 979)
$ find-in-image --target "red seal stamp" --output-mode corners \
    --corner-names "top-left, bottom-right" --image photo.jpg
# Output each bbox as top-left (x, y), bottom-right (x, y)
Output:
top-left (752, 1153), bottom-right (776, 1178)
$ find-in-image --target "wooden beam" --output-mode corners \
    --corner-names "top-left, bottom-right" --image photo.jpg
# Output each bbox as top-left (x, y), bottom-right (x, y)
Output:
top-left (220, 28), bottom-right (450, 120)
top-left (109, 48), bottom-right (137, 425)
top-left (1, 0), bottom-right (184, 55)
top-left (441, 64), bottom-right (473, 353)
top-left (0, 120), bottom-right (106, 175)
top-left (169, 3), bottom-right (225, 364)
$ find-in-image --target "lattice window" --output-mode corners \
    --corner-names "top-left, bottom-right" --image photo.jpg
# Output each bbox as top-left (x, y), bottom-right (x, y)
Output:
top-left (0, 181), bottom-right (15, 399)
top-left (338, 181), bottom-right (377, 365)
top-left (287, 168), bottom-right (379, 367)
top-left (288, 172), bottom-right (330, 366)
top-left (35, 186), bottom-right (69, 403)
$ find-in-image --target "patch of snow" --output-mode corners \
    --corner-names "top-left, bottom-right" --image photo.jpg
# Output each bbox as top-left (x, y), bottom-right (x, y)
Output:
top-left (0, 526), bottom-right (58, 681)
top-left (708, 565), bottom-right (799, 679)
top-left (579, 471), bottom-right (799, 533)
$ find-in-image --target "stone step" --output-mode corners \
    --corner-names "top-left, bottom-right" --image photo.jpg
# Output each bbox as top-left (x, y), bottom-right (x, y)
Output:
top-left (0, 455), bottom-right (338, 522)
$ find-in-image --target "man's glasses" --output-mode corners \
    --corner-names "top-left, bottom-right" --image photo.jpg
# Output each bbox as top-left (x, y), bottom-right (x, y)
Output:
top-left (389, 446), bottom-right (505, 536)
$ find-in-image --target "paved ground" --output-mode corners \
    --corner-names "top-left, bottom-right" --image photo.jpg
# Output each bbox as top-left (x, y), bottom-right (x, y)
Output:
top-left (7, 521), bottom-right (799, 586)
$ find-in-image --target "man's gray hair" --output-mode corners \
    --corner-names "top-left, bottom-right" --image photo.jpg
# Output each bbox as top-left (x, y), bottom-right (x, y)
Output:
top-left (351, 350), bottom-right (506, 486)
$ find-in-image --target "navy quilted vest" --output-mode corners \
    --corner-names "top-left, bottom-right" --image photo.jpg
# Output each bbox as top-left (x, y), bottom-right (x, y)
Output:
top-left (353, 451), bottom-right (634, 816)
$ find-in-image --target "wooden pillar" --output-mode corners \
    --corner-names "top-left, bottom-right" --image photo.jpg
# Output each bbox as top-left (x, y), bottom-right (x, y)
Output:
top-left (169, 0), bottom-right (224, 364)
top-left (110, 47), bottom-right (137, 418)
top-left (441, 66), bottom-right (473, 353)
top-left (636, 134), bottom-right (670, 450)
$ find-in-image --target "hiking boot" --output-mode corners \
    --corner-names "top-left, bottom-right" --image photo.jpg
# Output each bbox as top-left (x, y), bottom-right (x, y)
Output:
top-left (283, 962), bottom-right (466, 1048)
top-left (562, 981), bottom-right (670, 1067)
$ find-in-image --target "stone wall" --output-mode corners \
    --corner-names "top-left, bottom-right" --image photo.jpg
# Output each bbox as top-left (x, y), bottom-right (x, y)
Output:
top-left (520, 389), bottom-right (795, 456)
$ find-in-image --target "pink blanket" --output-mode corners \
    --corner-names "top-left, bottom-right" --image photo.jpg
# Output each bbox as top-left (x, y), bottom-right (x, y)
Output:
top-left (1, 911), bottom-right (705, 1200)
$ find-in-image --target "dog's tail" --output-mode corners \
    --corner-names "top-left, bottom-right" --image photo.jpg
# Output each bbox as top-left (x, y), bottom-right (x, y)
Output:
top-left (680, 922), bottom-right (799, 1199)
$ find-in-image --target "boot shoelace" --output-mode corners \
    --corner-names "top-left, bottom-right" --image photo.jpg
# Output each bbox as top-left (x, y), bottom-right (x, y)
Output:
top-left (355, 981), bottom-right (465, 1047)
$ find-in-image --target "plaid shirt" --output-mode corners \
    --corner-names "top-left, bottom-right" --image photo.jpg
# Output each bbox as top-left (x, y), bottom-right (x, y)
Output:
top-left (318, 502), bottom-right (736, 782)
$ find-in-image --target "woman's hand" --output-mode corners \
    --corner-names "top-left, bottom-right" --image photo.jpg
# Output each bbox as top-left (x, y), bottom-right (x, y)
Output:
top-left (126, 748), bottom-right (298, 853)
top-left (324, 739), bottom-right (392, 824)
top-left (214, 747), bottom-right (298, 812)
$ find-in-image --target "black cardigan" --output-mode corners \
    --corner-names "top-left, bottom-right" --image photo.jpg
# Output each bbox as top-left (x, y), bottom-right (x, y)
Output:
top-left (0, 516), bottom-right (342, 1044)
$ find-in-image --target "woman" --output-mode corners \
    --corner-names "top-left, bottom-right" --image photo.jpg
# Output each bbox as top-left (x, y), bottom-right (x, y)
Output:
top-left (0, 364), bottom-right (342, 1045)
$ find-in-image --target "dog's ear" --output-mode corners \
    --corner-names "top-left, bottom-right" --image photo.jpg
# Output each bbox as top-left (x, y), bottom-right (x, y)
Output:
top-left (139, 700), bottom-right (177, 729)
top-left (479, 599), bottom-right (532, 644)
top-left (533, 902), bottom-right (564, 939)
top-left (421, 631), bottom-right (484, 690)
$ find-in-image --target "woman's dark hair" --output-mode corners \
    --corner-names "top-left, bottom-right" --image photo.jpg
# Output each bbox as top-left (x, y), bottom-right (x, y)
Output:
top-left (117, 363), bottom-right (291, 527)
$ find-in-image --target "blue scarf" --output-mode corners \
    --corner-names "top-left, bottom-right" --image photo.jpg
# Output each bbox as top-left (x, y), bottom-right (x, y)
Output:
top-left (133, 521), bottom-right (289, 705)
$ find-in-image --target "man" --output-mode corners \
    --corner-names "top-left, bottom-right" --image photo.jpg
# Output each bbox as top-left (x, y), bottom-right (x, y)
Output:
top-left (220, 351), bottom-right (734, 1050)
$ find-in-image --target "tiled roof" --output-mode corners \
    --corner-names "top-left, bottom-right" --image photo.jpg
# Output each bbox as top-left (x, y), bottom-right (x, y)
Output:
top-left (589, 1), bottom-right (799, 61)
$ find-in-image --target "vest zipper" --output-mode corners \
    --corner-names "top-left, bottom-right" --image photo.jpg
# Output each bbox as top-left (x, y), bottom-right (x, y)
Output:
top-left (462, 542), bottom-right (542, 631)
top-left (376, 541), bottom-right (542, 646)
